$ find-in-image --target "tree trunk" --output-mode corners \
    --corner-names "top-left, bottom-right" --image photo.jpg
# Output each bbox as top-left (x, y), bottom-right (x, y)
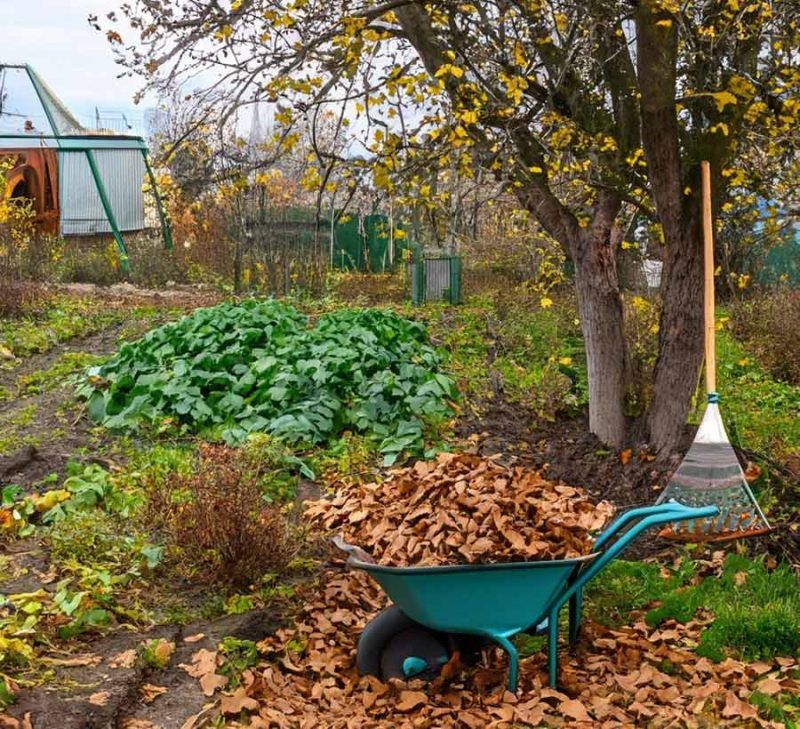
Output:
top-left (571, 193), bottom-right (627, 447)
top-left (647, 215), bottom-right (704, 454)
top-left (637, 0), bottom-right (704, 454)
top-left (574, 243), bottom-right (628, 447)
top-left (396, 3), bottom-right (628, 446)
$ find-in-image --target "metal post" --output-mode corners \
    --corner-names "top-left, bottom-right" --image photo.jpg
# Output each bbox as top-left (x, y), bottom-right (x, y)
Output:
top-left (142, 150), bottom-right (173, 250)
top-left (85, 149), bottom-right (131, 273)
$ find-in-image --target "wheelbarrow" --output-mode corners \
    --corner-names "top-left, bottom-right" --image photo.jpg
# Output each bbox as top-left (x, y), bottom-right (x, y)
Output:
top-left (335, 501), bottom-right (718, 691)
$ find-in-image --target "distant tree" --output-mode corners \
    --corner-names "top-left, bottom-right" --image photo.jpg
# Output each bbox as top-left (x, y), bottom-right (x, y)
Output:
top-left (102, 0), bottom-right (800, 452)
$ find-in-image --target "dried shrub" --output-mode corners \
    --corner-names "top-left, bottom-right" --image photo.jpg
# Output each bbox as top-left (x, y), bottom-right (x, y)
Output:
top-left (729, 290), bottom-right (800, 385)
top-left (150, 443), bottom-right (295, 588)
top-left (0, 281), bottom-right (53, 319)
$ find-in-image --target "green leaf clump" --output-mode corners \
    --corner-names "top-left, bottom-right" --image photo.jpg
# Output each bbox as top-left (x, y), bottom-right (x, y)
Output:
top-left (77, 300), bottom-right (457, 462)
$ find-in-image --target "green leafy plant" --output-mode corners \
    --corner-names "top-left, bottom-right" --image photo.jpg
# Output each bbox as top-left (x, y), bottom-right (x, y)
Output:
top-left (78, 300), bottom-right (457, 464)
top-left (40, 462), bottom-right (141, 524)
top-left (139, 638), bottom-right (175, 669)
top-left (218, 637), bottom-right (258, 688)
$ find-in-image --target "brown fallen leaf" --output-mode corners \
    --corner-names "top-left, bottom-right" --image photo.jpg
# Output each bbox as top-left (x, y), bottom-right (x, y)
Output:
top-left (396, 690), bottom-right (428, 712)
top-left (309, 453), bottom-right (613, 566)
top-left (108, 649), bottom-right (138, 669)
top-left (757, 677), bottom-right (782, 696)
top-left (219, 688), bottom-right (259, 715)
top-left (183, 633), bottom-right (206, 644)
top-left (200, 672), bottom-right (228, 696)
top-left (559, 698), bottom-right (592, 722)
top-left (179, 649), bottom-right (217, 678)
top-left (721, 691), bottom-right (759, 719)
top-left (88, 691), bottom-right (110, 706)
top-left (139, 683), bottom-right (167, 704)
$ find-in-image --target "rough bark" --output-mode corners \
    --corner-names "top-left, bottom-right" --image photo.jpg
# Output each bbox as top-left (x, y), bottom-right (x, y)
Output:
top-left (519, 187), bottom-right (627, 446)
top-left (572, 194), bottom-right (627, 447)
top-left (637, 0), bottom-right (704, 454)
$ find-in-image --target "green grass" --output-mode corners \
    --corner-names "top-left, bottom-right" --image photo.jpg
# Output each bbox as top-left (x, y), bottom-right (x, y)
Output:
top-left (0, 298), bottom-right (184, 368)
top-left (415, 292), bottom-right (586, 418)
top-left (0, 403), bottom-right (41, 455)
top-left (0, 298), bottom-right (121, 361)
top-left (646, 553), bottom-right (800, 662)
top-left (586, 558), bottom-right (696, 626)
top-left (16, 352), bottom-right (106, 396)
top-left (711, 328), bottom-right (800, 461)
top-left (588, 554), bottom-right (800, 664)
top-left (750, 685), bottom-right (800, 728)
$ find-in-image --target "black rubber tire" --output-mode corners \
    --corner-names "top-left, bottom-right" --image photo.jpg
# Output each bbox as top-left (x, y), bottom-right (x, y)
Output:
top-left (357, 605), bottom-right (418, 677)
top-left (357, 605), bottom-right (451, 680)
top-left (379, 626), bottom-right (450, 681)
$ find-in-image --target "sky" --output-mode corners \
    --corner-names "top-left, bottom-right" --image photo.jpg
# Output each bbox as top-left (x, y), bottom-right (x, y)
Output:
top-left (0, 0), bottom-right (151, 133)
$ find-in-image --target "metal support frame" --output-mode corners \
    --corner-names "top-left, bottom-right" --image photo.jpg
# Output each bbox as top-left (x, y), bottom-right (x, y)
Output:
top-left (84, 149), bottom-right (131, 274)
top-left (142, 150), bottom-right (173, 251)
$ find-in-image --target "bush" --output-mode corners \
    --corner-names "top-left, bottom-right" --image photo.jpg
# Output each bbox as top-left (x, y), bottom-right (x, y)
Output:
top-left (729, 290), bottom-right (800, 386)
top-left (0, 281), bottom-right (52, 319)
top-left (78, 300), bottom-right (457, 463)
top-left (148, 443), bottom-right (295, 589)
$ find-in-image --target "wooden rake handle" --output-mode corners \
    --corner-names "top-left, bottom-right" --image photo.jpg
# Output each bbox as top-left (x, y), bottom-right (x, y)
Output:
top-left (702, 160), bottom-right (716, 395)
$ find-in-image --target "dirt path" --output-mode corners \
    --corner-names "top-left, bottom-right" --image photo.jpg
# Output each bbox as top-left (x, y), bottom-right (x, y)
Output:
top-left (0, 322), bottom-right (147, 490)
top-left (6, 608), bottom-right (282, 729)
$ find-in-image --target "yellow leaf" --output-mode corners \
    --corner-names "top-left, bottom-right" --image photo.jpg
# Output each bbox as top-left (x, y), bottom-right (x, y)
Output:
top-left (540, 297), bottom-right (553, 309)
top-left (711, 91), bottom-right (738, 112)
top-left (656, 19), bottom-right (673, 28)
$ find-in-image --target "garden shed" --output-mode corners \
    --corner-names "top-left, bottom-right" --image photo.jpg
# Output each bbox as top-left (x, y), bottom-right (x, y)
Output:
top-left (0, 63), bottom-right (171, 271)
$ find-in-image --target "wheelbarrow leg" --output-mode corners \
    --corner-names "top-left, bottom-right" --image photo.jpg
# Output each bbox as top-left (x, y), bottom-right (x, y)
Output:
top-left (547, 607), bottom-right (559, 687)
top-left (493, 634), bottom-right (519, 692)
top-left (568, 589), bottom-right (583, 644)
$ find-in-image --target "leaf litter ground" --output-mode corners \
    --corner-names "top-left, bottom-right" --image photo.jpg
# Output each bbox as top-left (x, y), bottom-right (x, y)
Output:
top-left (175, 454), bottom-right (796, 727)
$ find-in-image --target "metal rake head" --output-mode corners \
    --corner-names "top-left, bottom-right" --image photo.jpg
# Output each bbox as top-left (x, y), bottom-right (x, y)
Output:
top-left (657, 509), bottom-right (772, 543)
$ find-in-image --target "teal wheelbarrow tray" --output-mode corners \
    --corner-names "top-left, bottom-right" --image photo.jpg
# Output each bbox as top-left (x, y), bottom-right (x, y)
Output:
top-left (336, 501), bottom-right (718, 691)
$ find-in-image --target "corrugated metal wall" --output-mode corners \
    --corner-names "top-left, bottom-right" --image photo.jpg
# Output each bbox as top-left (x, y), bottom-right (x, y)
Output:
top-left (58, 149), bottom-right (146, 236)
top-left (409, 257), bottom-right (462, 303)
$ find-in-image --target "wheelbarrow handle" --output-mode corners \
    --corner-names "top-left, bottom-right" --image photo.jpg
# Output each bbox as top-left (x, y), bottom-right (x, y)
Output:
top-left (592, 500), bottom-right (704, 551)
top-left (332, 535), bottom-right (377, 566)
top-left (563, 502), bottom-right (719, 604)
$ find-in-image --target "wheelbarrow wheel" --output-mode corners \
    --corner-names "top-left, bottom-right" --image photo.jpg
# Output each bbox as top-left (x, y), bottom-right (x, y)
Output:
top-left (357, 605), bottom-right (451, 681)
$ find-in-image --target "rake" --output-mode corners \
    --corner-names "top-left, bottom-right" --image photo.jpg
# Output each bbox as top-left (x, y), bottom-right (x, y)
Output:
top-left (656, 161), bottom-right (772, 542)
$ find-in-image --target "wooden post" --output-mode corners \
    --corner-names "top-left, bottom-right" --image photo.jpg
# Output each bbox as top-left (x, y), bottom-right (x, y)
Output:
top-left (701, 160), bottom-right (716, 394)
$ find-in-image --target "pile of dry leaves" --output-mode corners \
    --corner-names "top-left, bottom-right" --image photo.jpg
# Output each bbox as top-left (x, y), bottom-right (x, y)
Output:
top-left (306, 452), bottom-right (615, 565)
